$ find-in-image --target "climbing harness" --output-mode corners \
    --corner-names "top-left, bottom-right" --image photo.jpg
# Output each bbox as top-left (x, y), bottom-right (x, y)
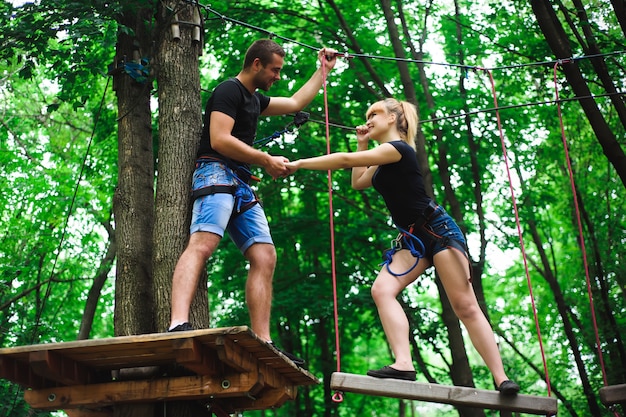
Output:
top-left (191, 158), bottom-right (260, 216)
top-left (254, 111), bottom-right (310, 147)
top-left (380, 226), bottom-right (425, 277)
top-left (379, 202), bottom-right (471, 278)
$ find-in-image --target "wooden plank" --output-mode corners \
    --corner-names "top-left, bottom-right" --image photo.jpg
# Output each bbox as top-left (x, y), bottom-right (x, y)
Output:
top-left (599, 384), bottom-right (626, 405)
top-left (24, 372), bottom-right (264, 410)
top-left (29, 350), bottom-right (95, 386)
top-left (330, 372), bottom-right (557, 415)
top-left (232, 386), bottom-right (296, 410)
top-left (0, 325), bottom-right (319, 410)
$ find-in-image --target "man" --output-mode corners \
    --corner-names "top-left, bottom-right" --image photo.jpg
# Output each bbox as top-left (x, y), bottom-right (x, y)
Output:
top-left (168, 39), bottom-right (337, 365)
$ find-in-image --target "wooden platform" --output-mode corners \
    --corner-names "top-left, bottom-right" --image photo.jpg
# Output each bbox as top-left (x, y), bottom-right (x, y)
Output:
top-left (600, 383), bottom-right (626, 406)
top-left (0, 326), bottom-right (317, 415)
top-left (330, 372), bottom-right (558, 415)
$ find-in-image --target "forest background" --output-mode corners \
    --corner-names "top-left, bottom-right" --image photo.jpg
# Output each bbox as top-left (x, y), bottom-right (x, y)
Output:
top-left (0, 0), bottom-right (624, 416)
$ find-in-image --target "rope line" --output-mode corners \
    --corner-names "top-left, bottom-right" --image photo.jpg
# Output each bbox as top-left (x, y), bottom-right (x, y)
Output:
top-left (197, 3), bottom-right (626, 72)
top-left (478, 67), bottom-right (552, 397)
top-left (32, 77), bottom-right (112, 345)
top-left (320, 57), bottom-right (344, 404)
top-left (551, 61), bottom-right (620, 417)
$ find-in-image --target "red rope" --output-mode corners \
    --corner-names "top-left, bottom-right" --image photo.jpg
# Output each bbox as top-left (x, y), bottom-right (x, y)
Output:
top-left (479, 67), bottom-right (552, 397)
top-left (552, 61), bottom-right (620, 416)
top-left (321, 56), bottom-right (344, 403)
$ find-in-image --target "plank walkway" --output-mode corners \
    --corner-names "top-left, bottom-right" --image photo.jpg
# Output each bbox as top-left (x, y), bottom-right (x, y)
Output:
top-left (599, 383), bottom-right (626, 406)
top-left (0, 326), bottom-right (317, 416)
top-left (330, 372), bottom-right (558, 415)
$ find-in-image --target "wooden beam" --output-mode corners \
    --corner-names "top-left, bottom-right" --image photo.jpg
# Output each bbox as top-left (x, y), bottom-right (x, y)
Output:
top-left (64, 408), bottom-right (113, 417)
top-left (214, 335), bottom-right (255, 372)
top-left (24, 372), bottom-right (264, 410)
top-left (226, 386), bottom-right (297, 411)
top-left (171, 338), bottom-right (223, 376)
top-left (330, 372), bottom-right (557, 415)
top-left (29, 350), bottom-right (94, 386)
top-left (0, 356), bottom-right (46, 388)
top-left (599, 384), bottom-right (626, 405)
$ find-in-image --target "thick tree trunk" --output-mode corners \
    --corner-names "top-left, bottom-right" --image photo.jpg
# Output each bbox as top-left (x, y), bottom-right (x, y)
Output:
top-left (113, 7), bottom-right (156, 339)
top-left (112, 5), bottom-right (157, 417)
top-left (152, 0), bottom-right (206, 335)
top-left (530, 0), bottom-right (626, 188)
top-left (151, 3), bottom-right (207, 417)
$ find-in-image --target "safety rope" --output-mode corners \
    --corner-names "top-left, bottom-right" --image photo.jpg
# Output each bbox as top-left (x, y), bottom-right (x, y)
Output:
top-left (379, 226), bottom-right (425, 277)
top-left (320, 56), bottom-right (343, 404)
top-left (253, 111), bottom-right (310, 147)
top-left (479, 67), bottom-right (552, 397)
top-left (552, 60), bottom-right (620, 417)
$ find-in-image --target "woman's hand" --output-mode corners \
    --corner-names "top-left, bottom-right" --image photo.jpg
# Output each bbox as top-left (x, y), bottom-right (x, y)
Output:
top-left (285, 160), bottom-right (300, 175)
top-left (355, 125), bottom-right (370, 149)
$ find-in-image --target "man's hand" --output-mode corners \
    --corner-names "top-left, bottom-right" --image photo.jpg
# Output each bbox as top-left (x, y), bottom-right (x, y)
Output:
top-left (319, 47), bottom-right (338, 72)
top-left (264, 155), bottom-right (289, 179)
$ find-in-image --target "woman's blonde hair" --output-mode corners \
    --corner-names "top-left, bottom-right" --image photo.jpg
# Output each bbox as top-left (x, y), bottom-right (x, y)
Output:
top-left (366, 98), bottom-right (418, 149)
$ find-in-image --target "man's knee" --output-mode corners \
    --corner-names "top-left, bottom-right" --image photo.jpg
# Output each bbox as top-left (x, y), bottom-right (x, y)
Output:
top-left (187, 231), bottom-right (221, 260)
top-left (245, 243), bottom-right (277, 267)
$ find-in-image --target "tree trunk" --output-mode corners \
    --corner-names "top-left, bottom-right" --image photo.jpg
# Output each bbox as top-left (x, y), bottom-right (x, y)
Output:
top-left (152, 0), bottom-right (206, 333)
top-left (530, 0), bottom-right (626, 188)
top-left (151, 3), bottom-right (207, 417)
top-left (113, 6), bottom-right (156, 339)
top-left (78, 220), bottom-right (116, 340)
top-left (112, 5), bottom-right (157, 417)
top-left (526, 217), bottom-right (603, 415)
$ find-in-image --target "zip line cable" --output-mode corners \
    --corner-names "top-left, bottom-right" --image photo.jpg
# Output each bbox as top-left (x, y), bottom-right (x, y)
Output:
top-left (197, 2), bottom-right (625, 72)
top-left (195, 4), bottom-right (625, 143)
top-left (301, 91), bottom-right (626, 134)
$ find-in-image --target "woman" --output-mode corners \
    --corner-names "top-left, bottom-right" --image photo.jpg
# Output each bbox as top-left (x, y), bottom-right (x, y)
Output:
top-left (286, 98), bottom-right (519, 394)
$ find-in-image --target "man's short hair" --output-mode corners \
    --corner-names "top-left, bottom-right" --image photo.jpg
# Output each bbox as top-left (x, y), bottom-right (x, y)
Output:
top-left (243, 39), bottom-right (286, 68)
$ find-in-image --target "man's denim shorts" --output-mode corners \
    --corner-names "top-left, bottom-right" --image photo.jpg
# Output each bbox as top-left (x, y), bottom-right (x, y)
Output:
top-left (190, 160), bottom-right (273, 253)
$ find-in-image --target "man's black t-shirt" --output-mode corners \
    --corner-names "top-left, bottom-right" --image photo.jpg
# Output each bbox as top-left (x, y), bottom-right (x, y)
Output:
top-left (197, 78), bottom-right (271, 168)
top-left (372, 140), bottom-right (431, 229)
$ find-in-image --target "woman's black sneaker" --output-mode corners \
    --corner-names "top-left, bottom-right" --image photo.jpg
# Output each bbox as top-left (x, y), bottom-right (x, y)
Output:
top-left (497, 380), bottom-right (520, 395)
top-left (367, 365), bottom-right (416, 381)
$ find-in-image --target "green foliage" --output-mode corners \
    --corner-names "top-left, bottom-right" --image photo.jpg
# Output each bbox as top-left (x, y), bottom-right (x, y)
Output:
top-left (1, 0), bottom-right (625, 416)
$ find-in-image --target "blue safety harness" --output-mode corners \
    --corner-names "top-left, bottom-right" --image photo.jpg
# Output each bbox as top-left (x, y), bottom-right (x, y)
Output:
top-left (379, 201), bottom-right (470, 278)
top-left (190, 159), bottom-right (260, 216)
top-left (380, 226), bottom-right (426, 277)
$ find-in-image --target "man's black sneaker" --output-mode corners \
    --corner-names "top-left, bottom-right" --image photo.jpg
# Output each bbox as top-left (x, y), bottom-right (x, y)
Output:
top-left (168, 322), bottom-right (194, 332)
top-left (268, 342), bottom-right (305, 366)
top-left (497, 380), bottom-right (520, 395)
